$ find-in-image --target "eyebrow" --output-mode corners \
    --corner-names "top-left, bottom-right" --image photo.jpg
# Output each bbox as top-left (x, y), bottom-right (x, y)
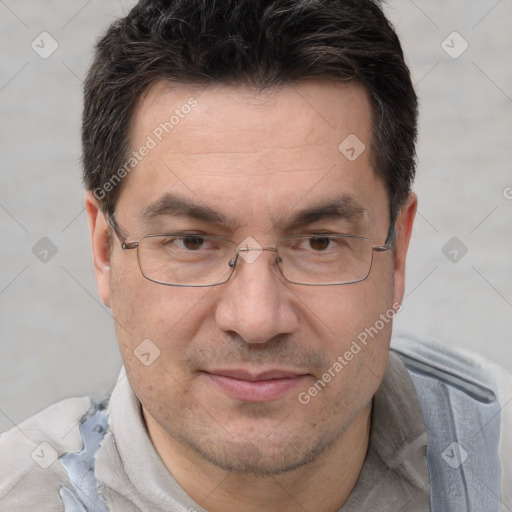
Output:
top-left (139, 193), bottom-right (229, 226)
top-left (284, 194), bottom-right (366, 231)
top-left (138, 192), bottom-right (366, 231)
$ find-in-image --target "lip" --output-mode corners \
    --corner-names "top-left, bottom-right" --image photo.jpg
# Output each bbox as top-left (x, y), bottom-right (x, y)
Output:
top-left (203, 369), bottom-right (310, 402)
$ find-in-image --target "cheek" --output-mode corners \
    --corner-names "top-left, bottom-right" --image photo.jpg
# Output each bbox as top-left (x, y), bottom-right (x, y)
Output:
top-left (296, 257), bottom-right (394, 340)
top-left (296, 258), bottom-right (394, 391)
top-left (299, 286), bottom-right (393, 424)
top-left (108, 265), bottom-right (208, 412)
top-left (109, 260), bottom-right (217, 380)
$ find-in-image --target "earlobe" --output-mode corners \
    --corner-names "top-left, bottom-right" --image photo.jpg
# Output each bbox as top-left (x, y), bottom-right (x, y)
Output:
top-left (84, 191), bottom-right (112, 308)
top-left (392, 192), bottom-right (418, 307)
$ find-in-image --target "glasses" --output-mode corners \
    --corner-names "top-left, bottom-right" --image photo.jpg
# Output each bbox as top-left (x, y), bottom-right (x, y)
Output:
top-left (109, 213), bottom-right (395, 287)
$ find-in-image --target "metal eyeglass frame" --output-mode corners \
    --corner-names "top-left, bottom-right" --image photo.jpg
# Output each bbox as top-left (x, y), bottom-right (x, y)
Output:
top-left (108, 211), bottom-right (396, 287)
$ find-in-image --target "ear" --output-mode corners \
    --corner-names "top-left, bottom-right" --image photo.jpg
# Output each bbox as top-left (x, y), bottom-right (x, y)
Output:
top-left (85, 191), bottom-right (112, 308)
top-left (392, 191), bottom-right (417, 307)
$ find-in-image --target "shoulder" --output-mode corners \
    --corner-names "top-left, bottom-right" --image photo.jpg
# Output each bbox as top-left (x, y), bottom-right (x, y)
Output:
top-left (0, 396), bottom-right (93, 511)
top-left (391, 334), bottom-right (512, 509)
top-left (391, 334), bottom-right (512, 406)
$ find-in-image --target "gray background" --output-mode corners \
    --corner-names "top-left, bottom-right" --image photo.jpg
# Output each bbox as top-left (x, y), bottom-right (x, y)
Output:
top-left (0, 0), bottom-right (511, 434)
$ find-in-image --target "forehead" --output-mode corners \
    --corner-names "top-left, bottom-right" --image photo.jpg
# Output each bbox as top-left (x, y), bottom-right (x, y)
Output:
top-left (118, 79), bottom-right (388, 232)
top-left (133, 79), bottom-right (373, 159)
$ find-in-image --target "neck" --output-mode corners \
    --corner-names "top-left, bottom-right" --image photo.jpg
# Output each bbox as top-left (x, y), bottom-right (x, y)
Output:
top-left (144, 402), bottom-right (372, 512)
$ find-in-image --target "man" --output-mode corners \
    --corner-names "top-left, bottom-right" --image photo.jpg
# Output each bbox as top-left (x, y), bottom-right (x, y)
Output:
top-left (1, 1), bottom-right (510, 511)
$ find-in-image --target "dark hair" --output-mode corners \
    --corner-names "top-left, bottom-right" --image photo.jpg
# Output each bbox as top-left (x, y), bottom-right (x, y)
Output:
top-left (82, 0), bottom-right (418, 224)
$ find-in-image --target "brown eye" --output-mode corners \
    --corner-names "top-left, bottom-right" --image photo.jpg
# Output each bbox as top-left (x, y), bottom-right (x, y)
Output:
top-left (182, 236), bottom-right (205, 250)
top-left (309, 236), bottom-right (330, 251)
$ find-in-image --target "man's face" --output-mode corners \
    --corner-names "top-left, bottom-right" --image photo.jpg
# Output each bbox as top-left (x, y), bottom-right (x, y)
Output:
top-left (88, 79), bottom-right (415, 474)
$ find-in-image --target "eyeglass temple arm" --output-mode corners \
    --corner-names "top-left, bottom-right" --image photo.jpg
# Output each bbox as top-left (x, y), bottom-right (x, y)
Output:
top-left (108, 211), bottom-right (133, 248)
top-left (374, 223), bottom-right (397, 252)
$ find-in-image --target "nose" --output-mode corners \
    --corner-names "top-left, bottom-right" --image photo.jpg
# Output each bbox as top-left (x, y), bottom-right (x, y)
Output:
top-left (215, 248), bottom-right (299, 344)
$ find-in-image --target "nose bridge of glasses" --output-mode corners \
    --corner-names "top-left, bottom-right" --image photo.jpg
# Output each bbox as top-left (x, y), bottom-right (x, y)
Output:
top-left (237, 246), bottom-right (278, 253)
top-left (228, 245), bottom-right (280, 269)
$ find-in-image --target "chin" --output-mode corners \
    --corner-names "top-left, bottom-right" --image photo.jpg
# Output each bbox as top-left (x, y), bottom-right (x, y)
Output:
top-left (176, 421), bottom-right (344, 476)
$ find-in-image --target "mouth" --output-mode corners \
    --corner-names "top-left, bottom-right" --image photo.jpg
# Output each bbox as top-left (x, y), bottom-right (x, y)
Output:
top-left (202, 368), bottom-right (311, 403)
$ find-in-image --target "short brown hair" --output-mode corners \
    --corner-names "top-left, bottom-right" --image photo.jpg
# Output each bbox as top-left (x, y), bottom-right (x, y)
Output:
top-left (82, 0), bottom-right (418, 224)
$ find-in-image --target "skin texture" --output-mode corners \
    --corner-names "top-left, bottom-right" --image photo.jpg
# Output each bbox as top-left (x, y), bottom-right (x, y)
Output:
top-left (85, 79), bottom-right (417, 512)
